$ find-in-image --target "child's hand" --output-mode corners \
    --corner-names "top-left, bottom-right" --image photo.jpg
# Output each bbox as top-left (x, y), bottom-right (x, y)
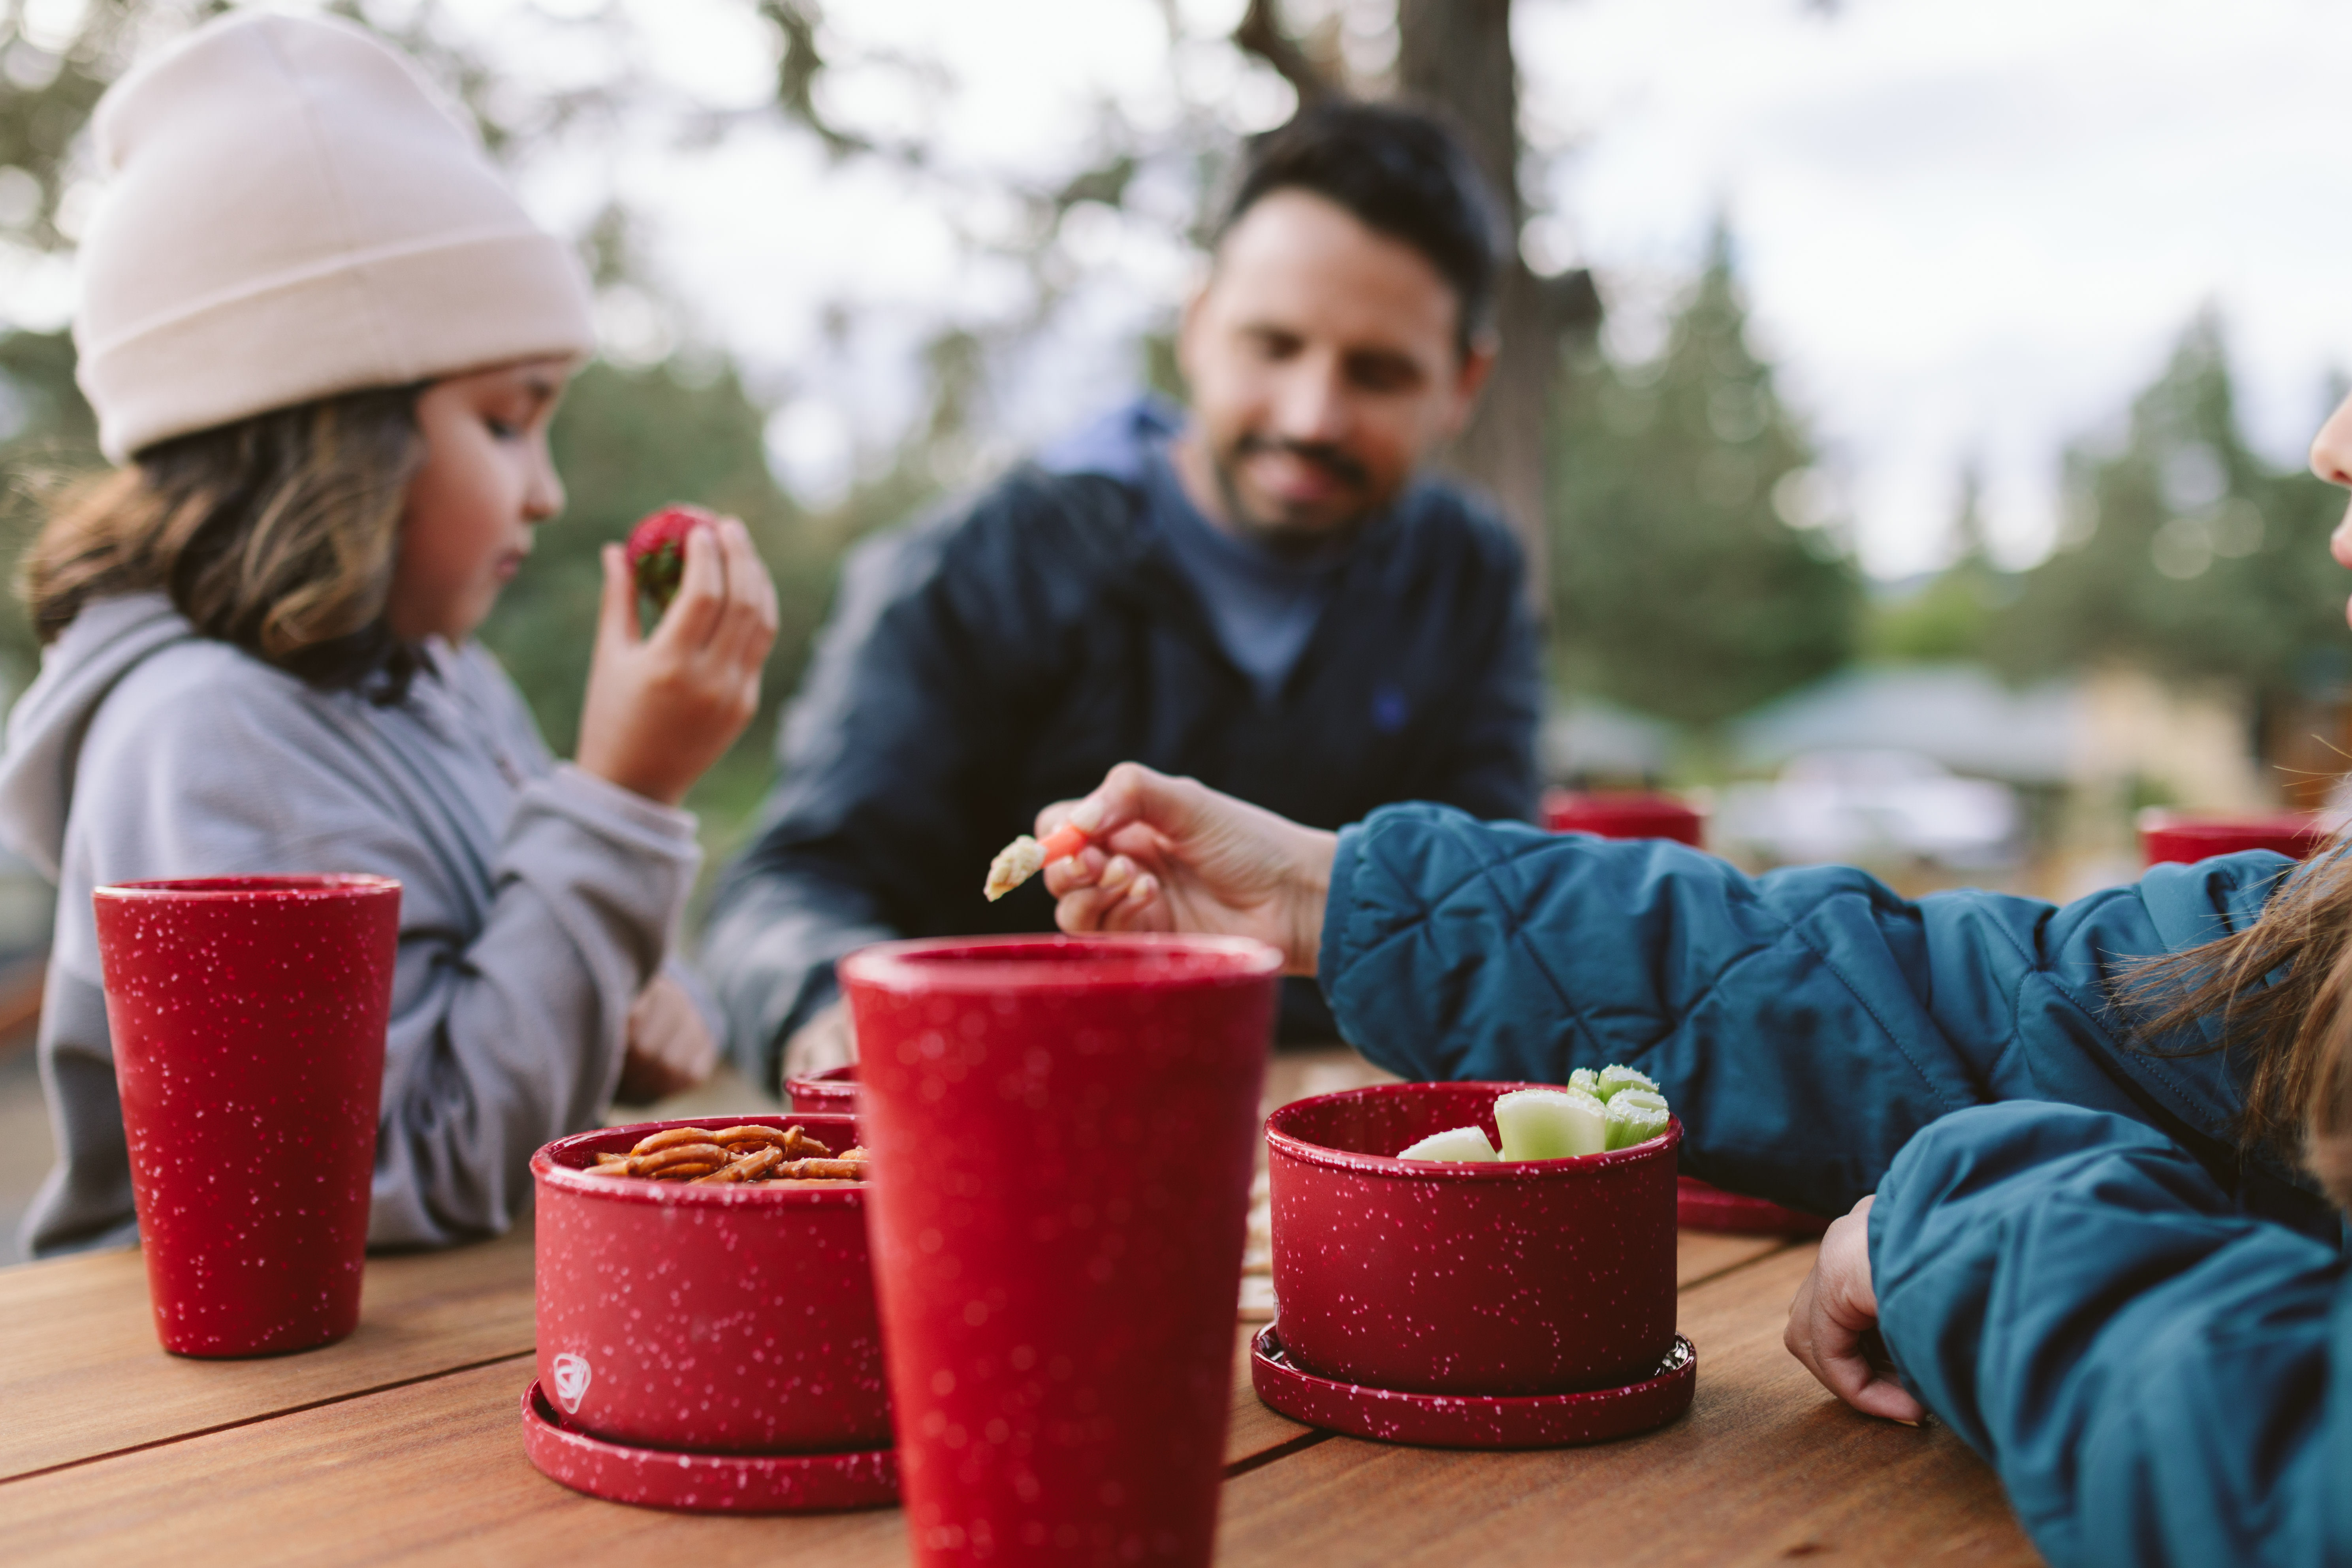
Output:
top-left (1039, 762), bottom-right (1336, 976)
top-left (1784, 1195), bottom-right (1927, 1423)
top-left (613, 972), bottom-right (719, 1105)
top-left (577, 515), bottom-right (777, 806)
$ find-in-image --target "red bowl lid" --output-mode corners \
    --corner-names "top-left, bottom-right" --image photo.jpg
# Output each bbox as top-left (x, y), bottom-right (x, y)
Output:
top-left (532, 1113), bottom-right (866, 1207)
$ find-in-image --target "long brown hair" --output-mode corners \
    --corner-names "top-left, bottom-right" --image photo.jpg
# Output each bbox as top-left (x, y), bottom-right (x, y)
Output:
top-left (21, 385), bottom-right (428, 699)
top-left (2131, 838), bottom-right (2352, 1208)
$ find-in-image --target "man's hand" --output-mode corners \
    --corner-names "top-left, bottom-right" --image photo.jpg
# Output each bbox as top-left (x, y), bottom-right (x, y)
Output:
top-left (614, 972), bottom-right (719, 1105)
top-left (1039, 763), bottom-right (1336, 976)
top-left (779, 997), bottom-right (856, 1090)
top-left (1784, 1195), bottom-right (1927, 1423)
top-left (577, 516), bottom-right (778, 806)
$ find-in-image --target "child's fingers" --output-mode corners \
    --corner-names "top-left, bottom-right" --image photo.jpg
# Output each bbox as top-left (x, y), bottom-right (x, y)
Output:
top-left (1042, 844), bottom-right (1107, 898)
top-left (658, 523), bottom-right (728, 649)
top-left (597, 544), bottom-right (642, 651)
top-left (711, 520), bottom-right (779, 670)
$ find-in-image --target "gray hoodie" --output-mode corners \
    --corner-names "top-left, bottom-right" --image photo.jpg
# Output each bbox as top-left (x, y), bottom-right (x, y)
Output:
top-left (0, 594), bottom-right (701, 1256)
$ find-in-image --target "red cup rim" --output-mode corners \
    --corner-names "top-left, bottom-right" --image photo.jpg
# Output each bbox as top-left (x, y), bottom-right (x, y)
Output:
top-left (96, 874), bottom-right (401, 902)
top-left (1266, 1082), bottom-right (1682, 1181)
top-left (838, 933), bottom-right (1283, 994)
top-left (531, 1113), bottom-right (867, 1208)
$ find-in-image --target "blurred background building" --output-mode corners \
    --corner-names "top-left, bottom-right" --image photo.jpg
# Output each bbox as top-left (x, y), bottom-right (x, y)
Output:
top-left (5, 0), bottom-right (2352, 1249)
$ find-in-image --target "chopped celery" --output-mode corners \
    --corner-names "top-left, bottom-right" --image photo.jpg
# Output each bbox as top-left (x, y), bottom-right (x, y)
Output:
top-left (1604, 1097), bottom-right (1671, 1151)
top-left (1395, 1125), bottom-right (1499, 1162)
top-left (1494, 1088), bottom-right (1608, 1160)
top-left (1611, 1088), bottom-right (1667, 1114)
top-left (1594, 1064), bottom-right (1660, 1103)
top-left (1567, 1067), bottom-right (1600, 1097)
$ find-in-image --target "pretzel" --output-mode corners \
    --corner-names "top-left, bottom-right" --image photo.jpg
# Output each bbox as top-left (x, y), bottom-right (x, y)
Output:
top-left (582, 1128), bottom-right (866, 1184)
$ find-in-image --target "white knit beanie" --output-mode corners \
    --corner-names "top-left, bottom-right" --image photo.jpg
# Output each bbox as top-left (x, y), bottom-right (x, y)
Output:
top-left (73, 10), bottom-right (597, 462)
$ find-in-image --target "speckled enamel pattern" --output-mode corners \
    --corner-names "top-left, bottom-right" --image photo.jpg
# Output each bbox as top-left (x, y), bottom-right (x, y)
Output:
top-left (786, 1062), bottom-right (860, 1115)
top-left (1249, 1324), bottom-right (1696, 1448)
top-left (520, 1381), bottom-right (898, 1512)
top-left (531, 1112), bottom-right (892, 1455)
top-left (93, 875), bottom-right (401, 1357)
top-left (1265, 1082), bottom-right (1681, 1397)
top-left (840, 935), bottom-right (1282, 1568)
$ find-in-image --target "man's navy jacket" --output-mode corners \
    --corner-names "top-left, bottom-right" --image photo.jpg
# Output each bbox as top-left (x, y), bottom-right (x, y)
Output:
top-left (703, 418), bottom-right (1541, 1085)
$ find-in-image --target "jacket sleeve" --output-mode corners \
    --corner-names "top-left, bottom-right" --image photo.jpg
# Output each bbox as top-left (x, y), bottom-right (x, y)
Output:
top-left (42, 660), bottom-right (697, 1252)
top-left (700, 505), bottom-right (1051, 1088)
top-left (1869, 1102), bottom-right (2350, 1568)
top-left (1417, 542), bottom-right (1541, 824)
top-left (1317, 803), bottom-right (2297, 1217)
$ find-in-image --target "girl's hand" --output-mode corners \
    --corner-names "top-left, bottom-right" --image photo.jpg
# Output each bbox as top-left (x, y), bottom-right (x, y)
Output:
top-left (1038, 762), bottom-right (1336, 976)
top-left (577, 516), bottom-right (777, 806)
top-left (1783, 1195), bottom-right (1927, 1423)
top-left (613, 973), bottom-right (719, 1105)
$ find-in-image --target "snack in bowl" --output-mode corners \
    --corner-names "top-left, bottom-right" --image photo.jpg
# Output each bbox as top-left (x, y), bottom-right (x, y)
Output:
top-left (585, 1122), bottom-right (869, 1184)
top-left (624, 503), bottom-right (717, 614)
top-left (1406, 1070), bottom-right (1673, 1162)
top-left (982, 820), bottom-right (1092, 901)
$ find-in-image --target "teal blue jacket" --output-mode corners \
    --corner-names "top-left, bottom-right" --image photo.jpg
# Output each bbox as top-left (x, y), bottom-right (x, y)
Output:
top-left (1318, 805), bottom-right (2348, 1566)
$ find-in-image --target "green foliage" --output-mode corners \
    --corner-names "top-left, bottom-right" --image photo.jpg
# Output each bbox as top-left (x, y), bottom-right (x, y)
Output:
top-left (0, 328), bottom-right (101, 688)
top-left (1861, 469), bottom-right (2017, 664)
top-left (1986, 312), bottom-right (2346, 696)
top-left (1548, 235), bottom-right (1861, 729)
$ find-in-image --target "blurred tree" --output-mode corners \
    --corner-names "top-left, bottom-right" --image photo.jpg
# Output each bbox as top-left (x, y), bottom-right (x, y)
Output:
top-left (1862, 463), bottom-right (2015, 664)
top-left (0, 329), bottom-right (97, 686)
top-left (1987, 313), bottom-right (2344, 696)
top-left (1549, 231), bottom-right (1860, 730)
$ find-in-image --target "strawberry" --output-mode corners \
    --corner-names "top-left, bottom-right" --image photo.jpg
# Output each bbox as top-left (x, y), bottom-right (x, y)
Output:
top-left (625, 504), bottom-right (715, 614)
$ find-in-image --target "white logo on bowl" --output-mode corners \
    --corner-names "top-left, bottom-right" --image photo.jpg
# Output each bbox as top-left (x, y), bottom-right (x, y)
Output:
top-left (550, 1352), bottom-right (593, 1414)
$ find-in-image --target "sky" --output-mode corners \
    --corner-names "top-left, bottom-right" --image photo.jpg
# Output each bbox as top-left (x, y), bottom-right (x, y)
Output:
top-left (11, 0), bottom-right (2352, 578)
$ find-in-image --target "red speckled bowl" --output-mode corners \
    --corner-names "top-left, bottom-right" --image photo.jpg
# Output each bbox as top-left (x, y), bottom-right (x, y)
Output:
top-left (1266, 1082), bottom-right (1680, 1397)
top-left (531, 1112), bottom-right (890, 1455)
top-left (786, 1063), bottom-right (860, 1115)
top-left (1541, 789), bottom-right (1705, 847)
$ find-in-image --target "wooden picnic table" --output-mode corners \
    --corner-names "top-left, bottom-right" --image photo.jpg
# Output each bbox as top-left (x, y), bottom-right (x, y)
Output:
top-left (0, 1050), bottom-right (2043, 1566)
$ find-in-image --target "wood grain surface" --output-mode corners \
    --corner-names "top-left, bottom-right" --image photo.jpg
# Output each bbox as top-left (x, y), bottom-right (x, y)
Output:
top-left (1214, 1244), bottom-right (2043, 1568)
top-left (0, 1226), bottom-right (536, 1482)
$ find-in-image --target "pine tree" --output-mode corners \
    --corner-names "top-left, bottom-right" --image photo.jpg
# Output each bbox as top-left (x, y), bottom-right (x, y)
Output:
top-left (1549, 231), bottom-right (1860, 729)
top-left (1988, 311), bottom-right (2344, 698)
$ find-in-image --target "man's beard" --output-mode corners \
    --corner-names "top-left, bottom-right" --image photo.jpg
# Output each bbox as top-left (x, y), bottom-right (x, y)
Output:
top-left (1206, 433), bottom-right (1378, 559)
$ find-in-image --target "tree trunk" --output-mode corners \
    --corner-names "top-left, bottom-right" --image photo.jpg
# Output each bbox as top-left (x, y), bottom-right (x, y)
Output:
top-left (1396, 0), bottom-right (1594, 609)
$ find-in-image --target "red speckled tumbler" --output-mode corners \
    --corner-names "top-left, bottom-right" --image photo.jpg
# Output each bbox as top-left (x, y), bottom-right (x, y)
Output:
top-left (840, 936), bottom-right (1281, 1568)
top-left (94, 875), bottom-right (401, 1357)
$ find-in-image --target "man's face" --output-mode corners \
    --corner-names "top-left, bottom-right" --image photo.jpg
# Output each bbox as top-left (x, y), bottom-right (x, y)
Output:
top-left (1177, 188), bottom-right (1493, 546)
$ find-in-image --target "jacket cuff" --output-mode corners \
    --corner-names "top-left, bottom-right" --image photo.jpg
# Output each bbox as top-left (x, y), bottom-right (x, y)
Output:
top-left (1317, 819), bottom-right (1369, 1009)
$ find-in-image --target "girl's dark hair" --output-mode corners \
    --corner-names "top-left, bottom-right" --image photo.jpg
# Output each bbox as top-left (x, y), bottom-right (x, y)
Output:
top-left (22, 385), bottom-right (430, 702)
top-left (1221, 100), bottom-right (1503, 356)
top-left (2130, 838), bottom-right (2352, 1208)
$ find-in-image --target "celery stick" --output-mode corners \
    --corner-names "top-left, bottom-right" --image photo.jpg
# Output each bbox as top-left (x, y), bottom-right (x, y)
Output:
top-left (1595, 1064), bottom-right (1660, 1103)
top-left (1395, 1125), bottom-right (1499, 1162)
top-left (1494, 1088), bottom-right (1607, 1160)
top-left (1604, 1097), bottom-right (1671, 1151)
top-left (1611, 1088), bottom-right (1667, 1114)
top-left (1567, 1067), bottom-right (1600, 1097)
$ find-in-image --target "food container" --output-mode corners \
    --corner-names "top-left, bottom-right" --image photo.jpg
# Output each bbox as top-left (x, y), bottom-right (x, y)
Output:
top-left (1541, 789), bottom-right (1705, 847)
top-left (531, 1112), bottom-right (889, 1454)
top-left (785, 1063), bottom-right (860, 1115)
top-left (2140, 811), bottom-right (2329, 866)
top-left (1266, 1081), bottom-right (1679, 1397)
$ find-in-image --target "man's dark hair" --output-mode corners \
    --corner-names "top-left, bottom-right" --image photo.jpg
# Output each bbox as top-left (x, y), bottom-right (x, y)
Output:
top-left (1218, 101), bottom-right (1502, 357)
